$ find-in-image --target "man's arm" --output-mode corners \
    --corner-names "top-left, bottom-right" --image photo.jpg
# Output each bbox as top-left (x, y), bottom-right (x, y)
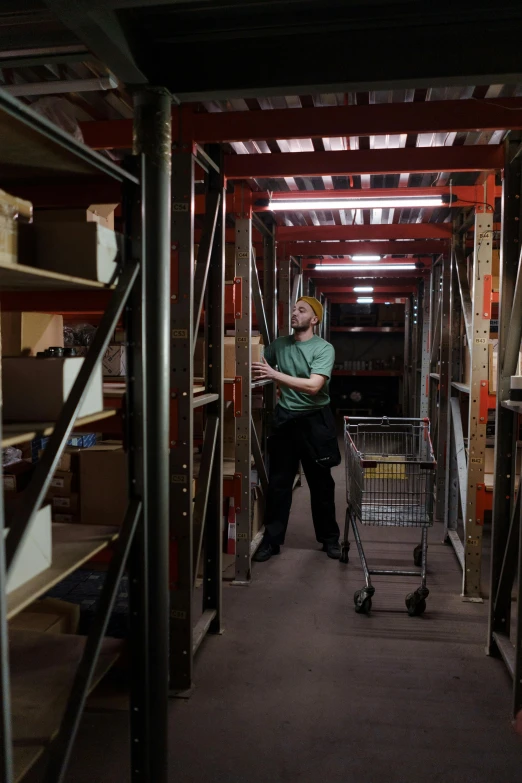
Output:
top-left (252, 357), bottom-right (326, 396)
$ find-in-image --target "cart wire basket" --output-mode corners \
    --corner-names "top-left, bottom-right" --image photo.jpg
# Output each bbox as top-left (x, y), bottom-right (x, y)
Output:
top-left (341, 416), bottom-right (436, 616)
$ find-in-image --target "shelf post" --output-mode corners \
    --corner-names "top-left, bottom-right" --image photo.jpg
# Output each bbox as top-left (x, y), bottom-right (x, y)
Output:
top-left (233, 186), bottom-right (253, 584)
top-left (489, 135), bottom-right (522, 682)
top-left (133, 86), bottom-right (172, 781)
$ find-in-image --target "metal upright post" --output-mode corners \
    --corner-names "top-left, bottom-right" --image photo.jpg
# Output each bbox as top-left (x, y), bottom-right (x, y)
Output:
top-left (278, 251), bottom-right (291, 336)
top-left (0, 426), bottom-right (13, 783)
top-left (169, 147), bottom-right (195, 691)
top-left (234, 188), bottom-right (253, 584)
top-left (462, 190), bottom-right (494, 599)
top-left (203, 144), bottom-right (225, 634)
top-left (435, 253), bottom-right (451, 526)
top-left (133, 87), bottom-right (171, 782)
top-left (263, 220), bottom-right (277, 428)
top-left (419, 279), bottom-right (430, 419)
top-left (489, 136), bottom-right (522, 686)
top-left (403, 299), bottom-right (411, 415)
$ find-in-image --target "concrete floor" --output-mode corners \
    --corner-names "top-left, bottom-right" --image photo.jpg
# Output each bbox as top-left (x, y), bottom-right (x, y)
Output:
top-left (64, 458), bottom-right (522, 783)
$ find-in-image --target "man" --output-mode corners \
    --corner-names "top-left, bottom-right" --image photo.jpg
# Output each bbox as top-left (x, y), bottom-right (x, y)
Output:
top-left (252, 296), bottom-right (341, 562)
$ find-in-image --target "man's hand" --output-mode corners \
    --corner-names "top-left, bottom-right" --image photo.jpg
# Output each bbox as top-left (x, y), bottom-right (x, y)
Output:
top-left (252, 356), bottom-right (276, 381)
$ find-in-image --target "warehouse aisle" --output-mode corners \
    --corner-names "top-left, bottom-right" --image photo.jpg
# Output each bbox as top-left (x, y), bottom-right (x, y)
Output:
top-left (65, 458), bottom-right (522, 783)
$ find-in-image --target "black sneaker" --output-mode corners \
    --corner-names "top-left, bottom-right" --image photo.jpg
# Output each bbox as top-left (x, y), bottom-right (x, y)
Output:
top-left (253, 541), bottom-right (281, 562)
top-left (322, 541), bottom-right (341, 560)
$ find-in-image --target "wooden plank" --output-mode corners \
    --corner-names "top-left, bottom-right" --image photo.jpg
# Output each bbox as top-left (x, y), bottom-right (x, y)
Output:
top-left (1, 408), bottom-right (117, 448)
top-left (10, 630), bottom-right (121, 780)
top-left (0, 260), bottom-right (111, 291)
top-left (7, 523), bottom-right (119, 620)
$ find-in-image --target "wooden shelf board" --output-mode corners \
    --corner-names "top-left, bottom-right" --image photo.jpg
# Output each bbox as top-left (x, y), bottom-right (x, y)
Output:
top-left (0, 261), bottom-right (112, 291)
top-left (11, 630), bottom-right (121, 781)
top-left (2, 409), bottom-right (117, 449)
top-left (7, 522), bottom-right (119, 620)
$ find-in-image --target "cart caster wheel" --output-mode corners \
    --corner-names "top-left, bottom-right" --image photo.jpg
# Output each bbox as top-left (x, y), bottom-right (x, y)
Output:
top-left (340, 543), bottom-right (350, 564)
top-left (405, 588), bottom-right (428, 616)
top-left (354, 588), bottom-right (373, 614)
top-left (413, 544), bottom-right (423, 568)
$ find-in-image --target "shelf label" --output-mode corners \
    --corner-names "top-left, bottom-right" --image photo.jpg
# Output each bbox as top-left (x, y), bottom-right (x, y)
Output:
top-left (236, 251), bottom-right (249, 259)
top-left (475, 338), bottom-right (487, 344)
top-left (172, 202), bottom-right (189, 212)
top-left (172, 329), bottom-right (188, 338)
top-left (470, 458), bottom-right (483, 464)
top-left (171, 474), bottom-right (187, 484)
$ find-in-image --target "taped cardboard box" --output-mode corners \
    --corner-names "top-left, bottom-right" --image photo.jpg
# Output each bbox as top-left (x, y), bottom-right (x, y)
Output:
top-left (1, 312), bottom-right (63, 356)
top-left (51, 493), bottom-right (80, 514)
top-left (20, 221), bottom-right (122, 284)
top-left (103, 345), bottom-right (126, 377)
top-left (47, 470), bottom-right (77, 497)
top-left (2, 357), bottom-right (103, 422)
top-left (38, 448), bottom-right (81, 473)
top-left (224, 335), bottom-right (263, 379)
top-left (34, 205), bottom-right (117, 231)
top-left (80, 444), bottom-right (127, 526)
top-left (10, 597), bottom-right (80, 634)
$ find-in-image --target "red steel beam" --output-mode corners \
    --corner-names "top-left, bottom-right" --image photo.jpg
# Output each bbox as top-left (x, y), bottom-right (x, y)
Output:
top-left (225, 146), bottom-right (504, 180)
top-left (278, 224), bottom-right (452, 242)
top-left (79, 99), bottom-right (522, 149)
top-left (282, 240), bottom-right (447, 256)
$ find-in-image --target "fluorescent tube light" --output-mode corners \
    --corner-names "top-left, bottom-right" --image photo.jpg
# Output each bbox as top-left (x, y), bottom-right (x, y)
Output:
top-left (353, 286), bottom-right (374, 292)
top-left (356, 297), bottom-right (374, 303)
top-left (351, 254), bottom-right (382, 262)
top-left (315, 264), bottom-right (417, 271)
top-left (269, 197), bottom-right (443, 211)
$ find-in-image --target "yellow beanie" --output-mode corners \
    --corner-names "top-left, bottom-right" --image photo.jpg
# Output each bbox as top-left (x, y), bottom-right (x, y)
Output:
top-left (297, 296), bottom-right (323, 322)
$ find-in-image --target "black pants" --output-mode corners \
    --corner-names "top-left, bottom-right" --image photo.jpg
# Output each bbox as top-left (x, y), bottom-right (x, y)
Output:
top-left (264, 406), bottom-right (341, 546)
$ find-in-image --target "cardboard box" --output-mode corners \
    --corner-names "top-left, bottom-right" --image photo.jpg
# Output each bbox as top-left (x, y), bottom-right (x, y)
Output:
top-left (38, 448), bottom-right (81, 473)
top-left (0, 189), bottom-right (32, 266)
top-left (47, 470), bottom-right (76, 496)
top-left (488, 340), bottom-right (522, 394)
top-left (80, 445), bottom-right (127, 526)
top-left (10, 597), bottom-right (80, 634)
top-left (34, 205), bottom-right (117, 231)
top-left (51, 493), bottom-right (79, 513)
top-left (103, 345), bottom-right (126, 377)
top-left (3, 460), bottom-right (33, 493)
top-left (20, 222), bottom-right (122, 284)
top-left (224, 335), bottom-right (263, 379)
top-left (194, 243), bottom-right (235, 279)
top-left (5, 504), bottom-right (52, 594)
top-left (1, 312), bottom-right (64, 356)
top-left (53, 512), bottom-right (81, 524)
top-left (2, 357), bottom-right (103, 421)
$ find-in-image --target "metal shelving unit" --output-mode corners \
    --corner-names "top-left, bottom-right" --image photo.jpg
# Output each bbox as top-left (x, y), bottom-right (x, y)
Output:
top-left (488, 134), bottom-right (522, 717)
top-left (0, 87), bottom-right (167, 783)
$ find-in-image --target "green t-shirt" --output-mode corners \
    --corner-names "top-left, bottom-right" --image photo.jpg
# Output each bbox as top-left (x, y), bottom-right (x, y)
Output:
top-left (263, 335), bottom-right (335, 411)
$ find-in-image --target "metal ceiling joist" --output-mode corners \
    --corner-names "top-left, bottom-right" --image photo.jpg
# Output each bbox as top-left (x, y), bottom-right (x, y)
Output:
top-left (282, 240), bottom-right (448, 256)
top-left (278, 224), bottom-right (452, 242)
top-left (224, 146), bottom-right (504, 180)
top-left (43, 0), bottom-right (149, 85)
top-left (79, 100), bottom-right (522, 150)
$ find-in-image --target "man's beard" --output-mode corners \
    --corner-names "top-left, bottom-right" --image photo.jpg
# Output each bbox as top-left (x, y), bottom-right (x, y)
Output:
top-left (292, 318), bottom-right (313, 333)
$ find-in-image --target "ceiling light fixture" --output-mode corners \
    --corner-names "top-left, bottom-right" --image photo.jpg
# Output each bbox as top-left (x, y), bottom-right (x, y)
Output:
top-left (350, 254), bottom-right (382, 262)
top-left (313, 264), bottom-right (417, 271)
top-left (353, 286), bottom-right (374, 292)
top-left (268, 197), bottom-right (444, 211)
top-left (356, 297), bottom-right (374, 304)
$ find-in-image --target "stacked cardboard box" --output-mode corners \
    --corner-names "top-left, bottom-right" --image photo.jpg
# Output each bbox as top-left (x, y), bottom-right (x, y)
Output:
top-left (0, 188), bottom-right (32, 266)
top-left (79, 443), bottom-right (127, 527)
top-left (44, 447), bottom-right (82, 523)
top-left (1, 312), bottom-right (64, 356)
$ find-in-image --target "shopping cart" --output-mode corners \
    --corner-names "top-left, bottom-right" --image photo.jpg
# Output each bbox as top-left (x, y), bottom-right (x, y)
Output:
top-left (341, 416), bottom-right (436, 616)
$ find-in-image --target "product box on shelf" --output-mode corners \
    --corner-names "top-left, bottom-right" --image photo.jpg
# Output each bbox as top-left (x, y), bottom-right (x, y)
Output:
top-left (0, 188), bottom-right (32, 266)
top-left (34, 204), bottom-right (117, 231)
top-left (2, 357), bottom-right (103, 422)
top-left (5, 504), bottom-right (52, 594)
top-left (1, 312), bottom-right (64, 356)
top-left (79, 444), bottom-right (127, 526)
top-left (10, 597), bottom-right (80, 634)
top-left (103, 345), bottom-right (126, 377)
top-left (46, 470), bottom-right (77, 497)
top-left (51, 493), bottom-right (80, 514)
top-left (224, 335), bottom-right (264, 378)
top-left (3, 459), bottom-right (33, 493)
top-left (37, 447), bottom-right (82, 472)
top-left (19, 221), bottom-right (122, 284)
